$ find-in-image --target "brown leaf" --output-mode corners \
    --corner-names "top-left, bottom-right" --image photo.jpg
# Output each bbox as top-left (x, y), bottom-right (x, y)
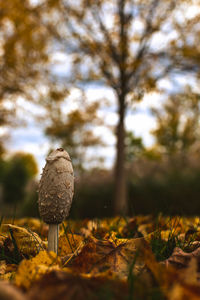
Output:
top-left (28, 270), bottom-right (129, 300)
top-left (118, 217), bottom-right (143, 238)
top-left (165, 247), bottom-right (200, 269)
top-left (69, 236), bottom-right (145, 278)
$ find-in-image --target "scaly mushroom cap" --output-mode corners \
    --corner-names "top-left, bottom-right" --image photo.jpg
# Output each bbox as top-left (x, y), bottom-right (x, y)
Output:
top-left (38, 148), bottom-right (74, 224)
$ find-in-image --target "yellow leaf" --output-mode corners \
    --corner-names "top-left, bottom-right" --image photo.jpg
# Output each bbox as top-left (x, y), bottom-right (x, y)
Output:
top-left (14, 218), bottom-right (43, 233)
top-left (2, 224), bottom-right (46, 256)
top-left (15, 251), bottom-right (61, 289)
top-left (0, 263), bottom-right (17, 281)
top-left (58, 233), bottom-right (85, 256)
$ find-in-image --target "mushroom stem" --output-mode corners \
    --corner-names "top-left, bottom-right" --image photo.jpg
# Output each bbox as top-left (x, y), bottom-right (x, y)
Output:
top-left (48, 224), bottom-right (59, 254)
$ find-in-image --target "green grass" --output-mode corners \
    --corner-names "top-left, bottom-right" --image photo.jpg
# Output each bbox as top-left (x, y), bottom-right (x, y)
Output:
top-left (150, 217), bottom-right (198, 262)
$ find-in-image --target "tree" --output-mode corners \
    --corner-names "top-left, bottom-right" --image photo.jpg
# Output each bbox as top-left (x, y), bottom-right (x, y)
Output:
top-left (52, 0), bottom-right (200, 214)
top-left (0, 0), bottom-right (66, 150)
top-left (44, 96), bottom-right (105, 173)
top-left (151, 89), bottom-right (200, 156)
top-left (0, 0), bottom-right (48, 99)
top-left (1, 0), bottom-right (200, 214)
top-left (2, 152), bottom-right (38, 205)
top-left (125, 131), bottom-right (145, 163)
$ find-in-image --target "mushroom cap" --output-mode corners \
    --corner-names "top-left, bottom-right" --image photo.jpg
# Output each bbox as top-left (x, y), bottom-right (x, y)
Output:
top-left (38, 148), bottom-right (74, 224)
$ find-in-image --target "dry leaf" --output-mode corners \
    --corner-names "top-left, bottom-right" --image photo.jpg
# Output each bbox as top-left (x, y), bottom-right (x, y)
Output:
top-left (2, 224), bottom-right (46, 256)
top-left (165, 247), bottom-right (200, 269)
top-left (15, 251), bottom-right (61, 289)
top-left (28, 270), bottom-right (129, 300)
top-left (15, 218), bottom-right (43, 233)
top-left (0, 263), bottom-right (18, 281)
top-left (0, 272), bottom-right (16, 282)
top-left (69, 236), bottom-right (146, 278)
top-left (58, 233), bottom-right (84, 256)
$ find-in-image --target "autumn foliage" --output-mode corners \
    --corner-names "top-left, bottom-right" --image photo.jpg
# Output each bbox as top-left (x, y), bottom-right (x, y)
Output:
top-left (1, 216), bottom-right (200, 299)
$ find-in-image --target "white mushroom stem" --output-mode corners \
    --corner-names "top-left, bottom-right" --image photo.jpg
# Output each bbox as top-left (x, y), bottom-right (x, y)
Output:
top-left (48, 224), bottom-right (59, 254)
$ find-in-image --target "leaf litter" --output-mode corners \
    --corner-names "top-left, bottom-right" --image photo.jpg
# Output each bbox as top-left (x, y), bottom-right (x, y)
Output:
top-left (1, 216), bottom-right (200, 299)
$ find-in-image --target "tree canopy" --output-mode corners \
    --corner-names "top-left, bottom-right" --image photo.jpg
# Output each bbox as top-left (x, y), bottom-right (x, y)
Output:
top-left (51, 0), bottom-right (200, 213)
top-left (45, 96), bottom-right (105, 173)
top-left (152, 89), bottom-right (200, 155)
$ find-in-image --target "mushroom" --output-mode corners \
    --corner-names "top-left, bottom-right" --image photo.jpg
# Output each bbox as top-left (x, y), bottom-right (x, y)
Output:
top-left (38, 148), bottom-right (74, 254)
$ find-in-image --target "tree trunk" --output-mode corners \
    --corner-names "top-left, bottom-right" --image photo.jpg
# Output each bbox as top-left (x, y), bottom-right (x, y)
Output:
top-left (114, 94), bottom-right (127, 215)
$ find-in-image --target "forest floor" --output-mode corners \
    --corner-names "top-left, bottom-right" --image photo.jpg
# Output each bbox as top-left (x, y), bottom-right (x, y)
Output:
top-left (1, 215), bottom-right (200, 299)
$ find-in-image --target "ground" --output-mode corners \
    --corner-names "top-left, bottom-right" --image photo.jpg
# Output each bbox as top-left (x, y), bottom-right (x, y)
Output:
top-left (1, 215), bottom-right (200, 299)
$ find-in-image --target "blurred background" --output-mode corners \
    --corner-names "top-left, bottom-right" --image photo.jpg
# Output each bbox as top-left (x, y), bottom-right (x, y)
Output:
top-left (1, 0), bottom-right (200, 219)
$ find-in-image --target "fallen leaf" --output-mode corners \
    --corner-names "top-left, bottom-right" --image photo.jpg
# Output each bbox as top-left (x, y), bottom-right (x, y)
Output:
top-left (2, 224), bottom-right (46, 256)
top-left (58, 233), bottom-right (84, 257)
top-left (6, 264), bottom-right (18, 273)
top-left (15, 218), bottom-right (42, 233)
top-left (69, 236), bottom-right (146, 278)
top-left (140, 239), bottom-right (200, 299)
top-left (15, 251), bottom-right (61, 289)
top-left (28, 270), bottom-right (129, 300)
top-left (118, 217), bottom-right (143, 238)
top-left (165, 247), bottom-right (200, 269)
